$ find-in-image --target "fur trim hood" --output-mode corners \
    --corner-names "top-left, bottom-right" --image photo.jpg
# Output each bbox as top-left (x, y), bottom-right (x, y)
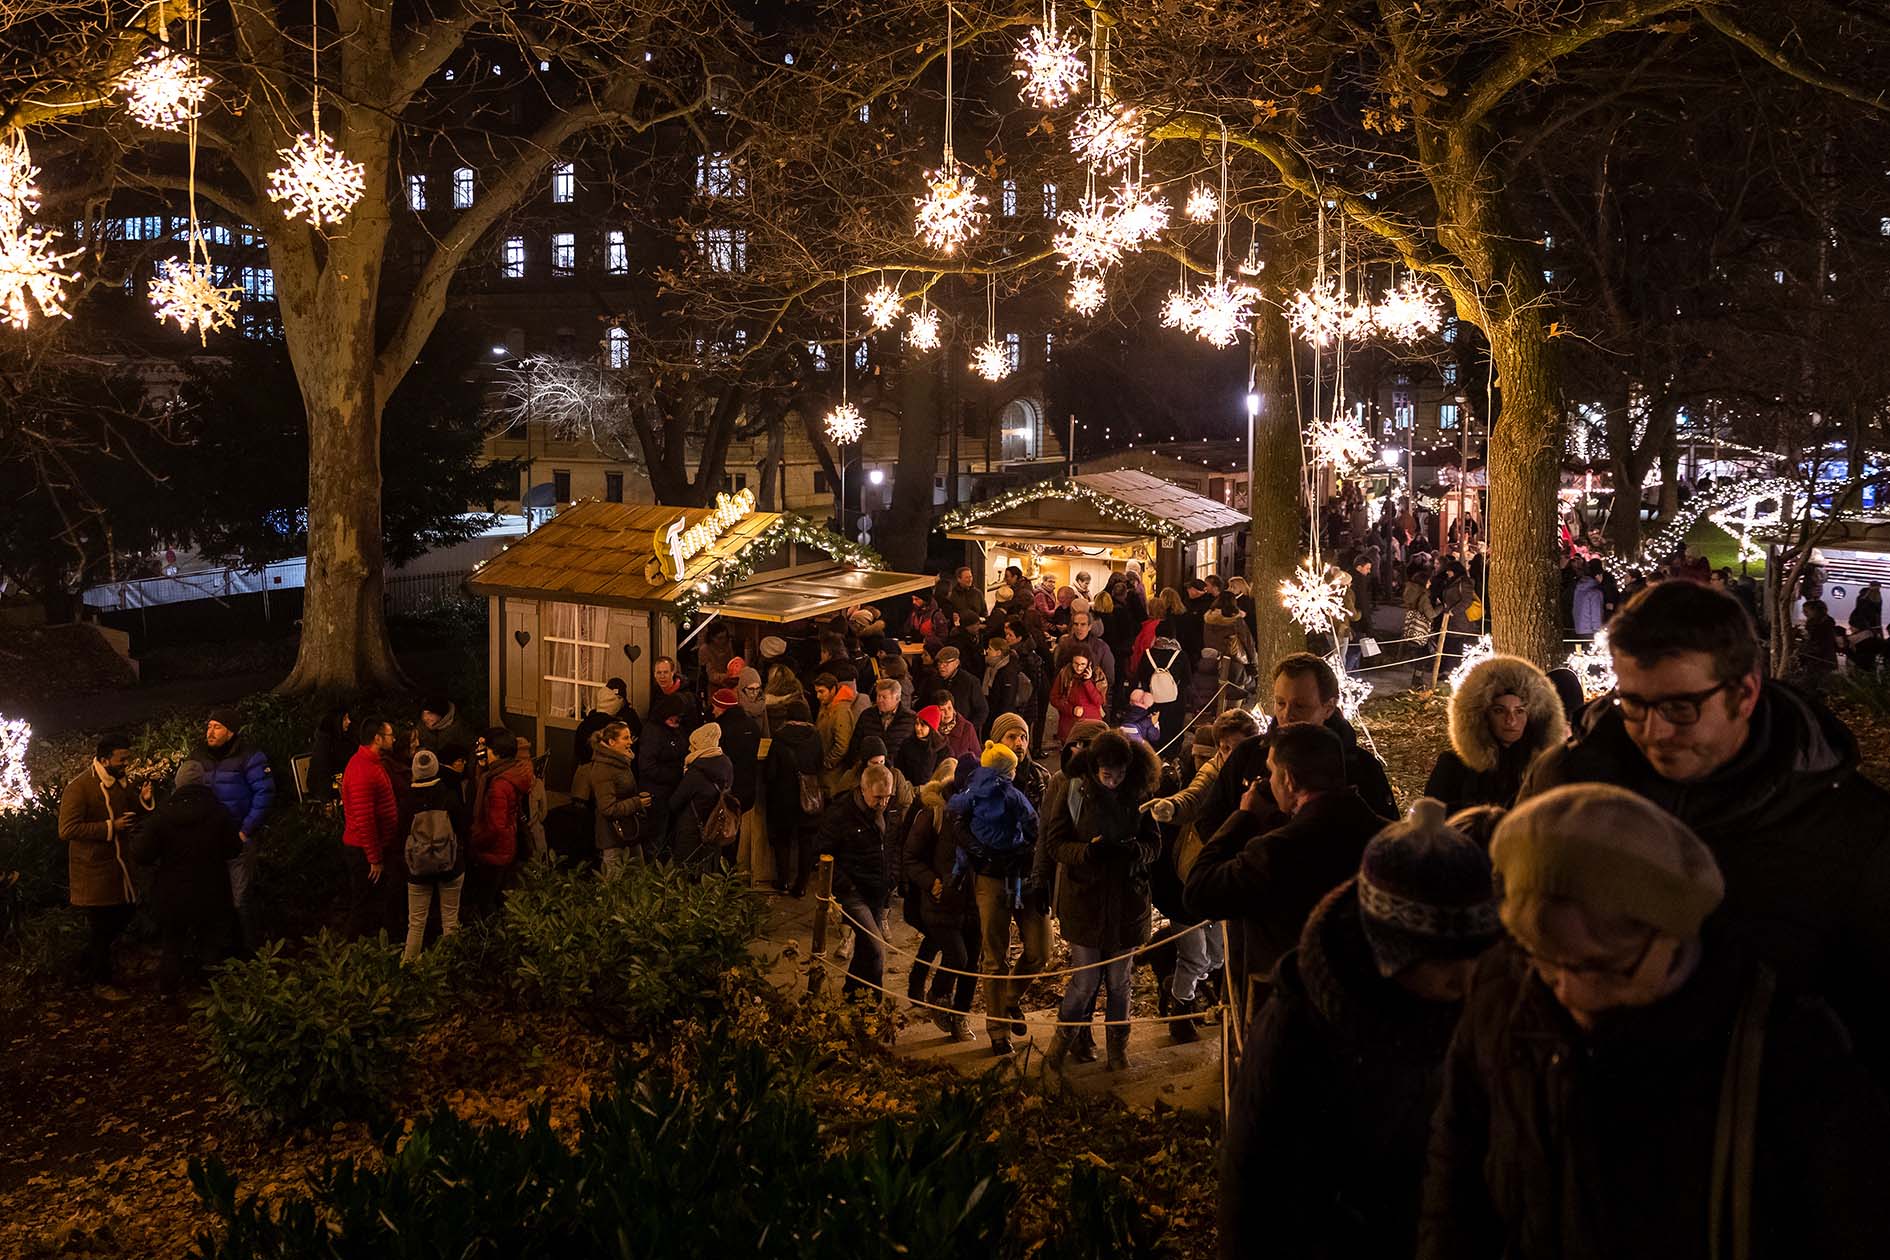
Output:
top-left (1447, 654), bottom-right (1569, 773)
top-left (1063, 732), bottom-right (1164, 802)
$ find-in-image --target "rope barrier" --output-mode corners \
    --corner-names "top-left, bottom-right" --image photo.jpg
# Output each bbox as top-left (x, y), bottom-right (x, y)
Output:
top-left (810, 955), bottom-right (1229, 1028)
top-left (1153, 679), bottom-right (1243, 757)
top-left (824, 896), bottom-right (1211, 982)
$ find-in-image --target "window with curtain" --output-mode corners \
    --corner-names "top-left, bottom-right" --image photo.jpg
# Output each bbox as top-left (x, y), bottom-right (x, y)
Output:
top-left (543, 601), bottom-right (609, 718)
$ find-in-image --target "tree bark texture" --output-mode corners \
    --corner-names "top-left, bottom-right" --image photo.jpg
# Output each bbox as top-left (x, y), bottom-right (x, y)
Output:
top-left (881, 363), bottom-right (944, 572)
top-left (1247, 308), bottom-right (1306, 679)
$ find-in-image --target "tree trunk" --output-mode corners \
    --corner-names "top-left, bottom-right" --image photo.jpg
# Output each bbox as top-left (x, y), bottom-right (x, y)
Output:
top-left (1247, 308), bottom-right (1305, 678)
top-left (1657, 425), bottom-right (1680, 522)
top-left (881, 367), bottom-right (942, 571)
top-left (1483, 323), bottom-right (1565, 669)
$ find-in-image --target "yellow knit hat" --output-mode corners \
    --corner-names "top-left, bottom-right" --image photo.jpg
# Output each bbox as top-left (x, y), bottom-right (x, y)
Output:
top-left (979, 739), bottom-right (1018, 776)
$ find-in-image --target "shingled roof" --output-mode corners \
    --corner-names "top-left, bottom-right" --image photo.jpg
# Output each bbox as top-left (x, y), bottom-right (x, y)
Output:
top-left (941, 470), bottom-right (1247, 544)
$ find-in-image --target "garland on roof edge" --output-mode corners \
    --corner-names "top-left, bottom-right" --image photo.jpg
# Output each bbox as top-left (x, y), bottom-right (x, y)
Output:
top-left (936, 478), bottom-right (1191, 544)
top-left (675, 514), bottom-right (887, 622)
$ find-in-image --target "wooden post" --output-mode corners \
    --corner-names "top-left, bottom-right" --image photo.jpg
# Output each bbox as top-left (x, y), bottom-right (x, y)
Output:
top-left (806, 854), bottom-right (836, 995)
top-left (1428, 619), bottom-right (1449, 692)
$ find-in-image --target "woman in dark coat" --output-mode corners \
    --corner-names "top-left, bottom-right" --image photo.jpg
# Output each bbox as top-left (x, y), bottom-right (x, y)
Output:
top-left (130, 761), bottom-right (241, 992)
top-left (306, 706), bottom-right (351, 802)
top-left (1222, 802), bottom-right (1501, 1260)
top-left (669, 723), bottom-right (735, 870)
top-left (1423, 655), bottom-right (1569, 815)
top-left (901, 762), bottom-right (977, 1039)
top-left (1043, 729), bottom-right (1161, 1071)
top-left (763, 698), bottom-right (824, 896)
top-left (637, 692), bottom-right (689, 855)
top-left (587, 720), bottom-right (648, 873)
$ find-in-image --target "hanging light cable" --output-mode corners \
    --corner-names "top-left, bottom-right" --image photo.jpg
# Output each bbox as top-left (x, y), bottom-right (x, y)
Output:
top-left (914, 2), bottom-right (987, 254)
top-left (824, 276), bottom-right (865, 443)
top-left (266, 0), bottom-right (365, 227)
top-left (150, 1), bottom-right (239, 341)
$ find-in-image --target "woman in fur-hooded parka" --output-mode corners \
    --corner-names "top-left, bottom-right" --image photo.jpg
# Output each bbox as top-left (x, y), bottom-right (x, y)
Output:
top-left (1423, 655), bottom-right (1568, 815)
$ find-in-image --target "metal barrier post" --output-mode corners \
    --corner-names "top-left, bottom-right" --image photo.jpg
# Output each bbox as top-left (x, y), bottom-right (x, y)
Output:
top-left (806, 854), bottom-right (835, 995)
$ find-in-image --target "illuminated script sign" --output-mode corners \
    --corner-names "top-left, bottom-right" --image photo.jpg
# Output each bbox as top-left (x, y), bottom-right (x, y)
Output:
top-left (653, 487), bottom-right (757, 581)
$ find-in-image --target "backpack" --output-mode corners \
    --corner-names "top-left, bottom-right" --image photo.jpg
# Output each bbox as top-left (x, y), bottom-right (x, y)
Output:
top-left (1147, 647), bottom-right (1181, 705)
top-left (798, 772), bottom-right (826, 815)
top-left (405, 803), bottom-right (459, 877)
top-left (699, 789), bottom-right (742, 848)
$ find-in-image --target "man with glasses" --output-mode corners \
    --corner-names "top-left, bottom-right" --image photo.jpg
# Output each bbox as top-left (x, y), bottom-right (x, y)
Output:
top-left (1520, 581), bottom-right (1890, 1083)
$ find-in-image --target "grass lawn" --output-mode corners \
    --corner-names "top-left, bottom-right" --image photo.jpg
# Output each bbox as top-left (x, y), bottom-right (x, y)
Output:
top-left (1684, 515), bottom-right (1766, 577)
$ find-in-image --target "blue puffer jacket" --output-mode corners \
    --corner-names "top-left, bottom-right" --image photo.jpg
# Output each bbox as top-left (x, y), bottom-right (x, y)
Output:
top-left (192, 737), bottom-right (275, 837)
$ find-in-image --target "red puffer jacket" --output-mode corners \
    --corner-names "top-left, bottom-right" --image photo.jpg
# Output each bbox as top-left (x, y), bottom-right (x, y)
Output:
top-left (471, 758), bottom-right (534, 867)
top-left (340, 745), bottom-right (398, 864)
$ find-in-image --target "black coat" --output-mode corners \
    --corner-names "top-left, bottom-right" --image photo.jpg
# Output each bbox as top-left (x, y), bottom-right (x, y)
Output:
top-left (764, 719), bottom-right (823, 835)
top-left (848, 704), bottom-right (917, 770)
top-left (902, 784), bottom-right (973, 930)
top-left (1196, 714), bottom-right (1397, 849)
top-left (817, 789), bottom-right (897, 906)
top-left (1422, 742), bottom-right (1532, 816)
top-left (129, 785), bottom-right (241, 927)
top-left (638, 722), bottom-right (687, 802)
top-left (894, 730), bottom-right (946, 790)
top-left (1042, 741), bottom-right (1162, 953)
top-left (1223, 883), bottom-right (1466, 1260)
top-left (1185, 788), bottom-right (1390, 995)
top-left (981, 654), bottom-right (1024, 722)
top-left (714, 709), bottom-right (763, 809)
top-left (1521, 682), bottom-right (1890, 1084)
top-left (668, 754), bottom-right (733, 867)
top-left (1420, 941), bottom-right (1890, 1260)
top-left (939, 667), bottom-right (987, 735)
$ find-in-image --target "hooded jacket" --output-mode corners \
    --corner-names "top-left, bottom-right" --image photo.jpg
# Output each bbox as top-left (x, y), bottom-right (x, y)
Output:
top-left (471, 756), bottom-right (534, 867)
top-left (947, 765), bottom-right (1039, 882)
top-left (588, 742), bottom-right (643, 853)
top-left (904, 777), bottom-right (973, 928)
top-left (1042, 738), bottom-right (1162, 952)
top-left (191, 735), bottom-right (274, 837)
top-left (669, 751), bottom-right (735, 866)
top-left (1424, 655), bottom-right (1569, 815)
top-left (1520, 681), bottom-right (1890, 1083)
top-left (1224, 883), bottom-right (1470, 1260)
top-left (418, 704), bottom-right (475, 757)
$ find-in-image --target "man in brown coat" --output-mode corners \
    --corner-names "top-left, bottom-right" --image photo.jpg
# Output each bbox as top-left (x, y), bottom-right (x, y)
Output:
top-left (58, 733), bottom-right (152, 1000)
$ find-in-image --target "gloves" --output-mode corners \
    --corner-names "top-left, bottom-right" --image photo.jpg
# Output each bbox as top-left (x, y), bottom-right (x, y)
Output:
top-left (1148, 798), bottom-right (1176, 823)
top-left (1023, 881), bottom-right (1052, 915)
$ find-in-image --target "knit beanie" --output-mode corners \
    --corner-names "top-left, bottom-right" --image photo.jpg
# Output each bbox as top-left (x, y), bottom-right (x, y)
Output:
top-left (711, 687), bottom-right (740, 711)
top-left (916, 704), bottom-right (944, 732)
top-left (1062, 718), bottom-right (1109, 750)
top-left (988, 711), bottom-right (1029, 749)
top-left (410, 749), bottom-right (441, 787)
top-left (759, 635), bottom-right (788, 662)
top-left (859, 735), bottom-right (888, 763)
top-left (980, 740), bottom-right (1018, 776)
top-left (685, 723), bottom-right (723, 765)
top-left (174, 760), bottom-right (207, 788)
top-left (208, 706), bottom-right (243, 735)
top-left (1490, 783), bottom-right (1724, 942)
top-left (1356, 799), bottom-right (1503, 978)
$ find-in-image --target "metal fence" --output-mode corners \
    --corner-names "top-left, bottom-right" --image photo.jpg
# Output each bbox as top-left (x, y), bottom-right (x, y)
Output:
top-left (384, 569), bottom-right (472, 615)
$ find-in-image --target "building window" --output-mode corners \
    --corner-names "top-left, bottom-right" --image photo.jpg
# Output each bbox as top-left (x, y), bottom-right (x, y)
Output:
top-left (501, 236), bottom-right (526, 279)
top-left (1441, 361), bottom-right (1458, 386)
top-left (1393, 390), bottom-right (1413, 430)
top-left (453, 167), bottom-right (474, 208)
top-left (1042, 332), bottom-right (1055, 364)
top-left (551, 231), bottom-right (575, 275)
top-left (806, 340), bottom-right (829, 371)
top-left (695, 153), bottom-right (743, 197)
top-left (1773, 269), bottom-right (1786, 284)
top-left (542, 600), bottom-right (607, 719)
top-left (814, 471), bottom-right (832, 494)
top-left (1193, 539), bottom-right (1218, 580)
top-left (856, 102), bottom-right (870, 122)
top-left (203, 224), bottom-right (232, 245)
top-left (1042, 183), bottom-right (1058, 217)
top-left (1003, 331), bottom-right (1021, 374)
top-left (553, 469), bottom-right (572, 502)
top-left (550, 161), bottom-right (575, 203)
top-left (1442, 318), bottom-right (1458, 343)
top-left (1439, 402), bottom-right (1460, 430)
top-left (853, 340), bottom-right (869, 370)
top-left (1881, 217), bottom-right (1890, 238)
top-left (722, 473), bottom-right (748, 494)
top-left (406, 173), bottom-right (427, 210)
top-left (605, 471), bottom-right (624, 503)
top-left (698, 227), bottom-right (747, 273)
top-left (605, 229), bottom-right (628, 274)
top-left (239, 266), bottom-right (274, 300)
top-left (1001, 179), bottom-right (1018, 217)
top-left (555, 328), bottom-right (576, 356)
top-left (605, 326), bottom-right (630, 369)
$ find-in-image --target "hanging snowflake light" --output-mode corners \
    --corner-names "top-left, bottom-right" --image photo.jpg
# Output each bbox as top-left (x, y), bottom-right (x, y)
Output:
top-left (1287, 278), bottom-right (1353, 345)
top-left (1107, 179), bottom-right (1170, 246)
top-left (905, 306), bottom-right (942, 351)
top-left (1052, 194), bottom-right (1126, 272)
top-left (970, 339), bottom-right (1011, 382)
top-left (1445, 634), bottom-right (1496, 695)
top-left (914, 161), bottom-right (987, 255)
top-left (115, 47), bottom-right (213, 131)
top-left (1280, 563), bottom-right (1348, 634)
top-left (823, 400), bottom-right (866, 444)
top-left (861, 283), bottom-right (902, 330)
top-left (1188, 278), bottom-right (1260, 348)
top-left (1071, 102), bottom-right (1140, 173)
top-left (1374, 274), bottom-right (1444, 342)
top-left (0, 716), bottom-right (30, 812)
top-left (1565, 629), bottom-right (1618, 701)
top-left (1068, 270), bottom-right (1106, 316)
top-left (1325, 652), bottom-right (1373, 722)
top-left (1012, 10), bottom-right (1087, 109)
top-left (1306, 415), bottom-right (1375, 472)
top-left (1160, 285), bottom-right (1200, 331)
top-left (267, 129), bottom-right (365, 227)
top-left (1185, 184), bottom-right (1218, 224)
top-left (0, 133), bottom-right (80, 330)
top-left (149, 257), bottom-right (240, 339)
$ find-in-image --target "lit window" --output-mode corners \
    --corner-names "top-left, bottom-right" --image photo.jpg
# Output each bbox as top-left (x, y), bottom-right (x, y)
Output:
top-left (1042, 183), bottom-right (1058, 216)
top-left (203, 224), bottom-right (232, 245)
top-left (543, 601), bottom-right (608, 719)
top-left (1542, 270), bottom-right (1554, 283)
top-left (606, 230), bottom-right (628, 275)
top-left (141, 215), bottom-right (163, 240)
top-left (443, 68), bottom-right (455, 81)
top-left (453, 167), bottom-right (474, 208)
top-left (605, 326), bottom-right (630, 369)
top-left (407, 173), bottom-right (427, 210)
top-left (1440, 403), bottom-right (1460, 430)
top-left (1042, 332), bottom-right (1055, 364)
top-left (1880, 217), bottom-right (1890, 237)
top-left (551, 161), bottom-right (575, 203)
top-left (240, 266), bottom-right (274, 300)
top-left (1442, 362), bottom-right (1458, 385)
top-left (697, 227), bottom-right (747, 273)
top-left (1442, 318), bottom-right (1458, 343)
top-left (696, 153), bottom-right (743, 197)
top-left (551, 231), bottom-right (575, 275)
top-left (1001, 179), bottom-right (1018, 217)
top-left (854, 341), bottom-right (869, 370)
top-left (806, 341), bottom-right (829, 371)
top-left (1774, 269), bottom-right (1786, 284)
top-left (538, 59), bottom-right (550, 71)
top-left (502, 236), bottom-right (526, 279)
top-left (1003, 331), bottom-right (1020, 373)
top-left (857, 102), bottom-right (870, 122)
top-left (1543, 232), bottom-right (1554, 249)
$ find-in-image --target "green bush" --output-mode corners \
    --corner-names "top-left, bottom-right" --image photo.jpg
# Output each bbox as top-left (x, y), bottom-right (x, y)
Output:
top-left (249, 804), bottom-right (346, 940)
top-left (502, 861), bottom-right (768, 1031)
top-left (0, 906), bottom-right (86, 1015)
top-left (0, 785), bottom-right (66, 913)
top-left (188, 1031), bottom-right (1045, 1260)
top-left (197, 931), bottom-right (435, 1125)
top-left (1828, 668), bottom-right (1890, 721)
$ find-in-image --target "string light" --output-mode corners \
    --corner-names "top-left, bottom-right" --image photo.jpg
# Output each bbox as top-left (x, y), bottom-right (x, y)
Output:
top-left (1159, 285), bottom-right (1197, 330)
top-left (914, 161), bottom-right (987, 255)
top-left (1012, 6), bottom-right (1087, 109)
top-left (1288, 278), bottom-right (1364, 346)
top-left (0, 132), bottom-right (80, 330)
top-left (673, 514), bottom-right (886, 623)
top-left (1185, 184), bottom-right (1218, 224)
top-left (1071, 103), bottom-right (1140, 173)
top-left (1280, 564), bottom-right (1347, 634)
top-left (823, 400), bottom-right (866, 443)
top-left (940, 478), bottom-right (1191, 543)
top-left (1068, 270), bottom-right (1105, 316)
top-left (862, 282), bottom-right (902, 330)
top-left (0, 716), bottom-right (30, 812)
top-left (1307, 415), bottom-right (1375, 472)
top-left (1374, 274), bottom-right (1444, 342)
top-left (1445, 634), bottom-right (1495, 694)
top-left (149, 257), bottom-right (239, 337)
top-left (116, 46), bottom-right (213, 131)
top-left (1187, 278), bottom-right (1260, 348)
top-left (1565, 629), bottom-right (1617, 700)
top-left (905, 305), bottom-right (942, 351)
top-left (970, 340), bottom-right (1011, 381)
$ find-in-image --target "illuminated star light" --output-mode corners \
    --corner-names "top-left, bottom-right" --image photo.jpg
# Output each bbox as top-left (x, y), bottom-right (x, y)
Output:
top-left (1445, 634), bottom-right (1496, 694)
top-left (1287, 278), bottom-right (1374, 346)
top-left (861, 283), bottom-right (902, 330)
top-left (1068, 271), bottom-right (1105, 316)
top-left (1160, 285), bottom-right (1199, 331)
top-left (1188, 278), bottom-right (1260, 348)
top-left (1107, 179), bottom-right (1169, 246)
top-left (1374, 275), bottom-right (1444, 342)
top-left (1071, 103), bottom-right (1140, 173)
top-left (0, 716), bottom-right (30, 812)
top-left (266, 129), bottom-right (366, 227)
top-left (823, 400), bottom-right (866, 444)
top-left (1012, 13), bottom-right (1087, 109)
top-left (904, 306), bottom-right (942, 351)
top-left (115, 47), bottom-right (214, 131)
top-left (1185, 184), bottom-right (1218, 224)
top-left (914, 161), bottom-right (987, 255)
top-left (1565, 628), bottom-right (1618, 701)
top-left (1307, 415), bottom-right (1375, 471)
top-left (149, 257), bottom-right (241, 341)
top-left (0, 132), bottom-right (80, 330)
top-left (1280, 563), bottom-right (1348, 634)
top-left (1052, 195), bottom-right (1126, 271)
top-left (970, 340), bottom-right (1011, 382)
top-left (1325, 652), bottom-right (1373, 722)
